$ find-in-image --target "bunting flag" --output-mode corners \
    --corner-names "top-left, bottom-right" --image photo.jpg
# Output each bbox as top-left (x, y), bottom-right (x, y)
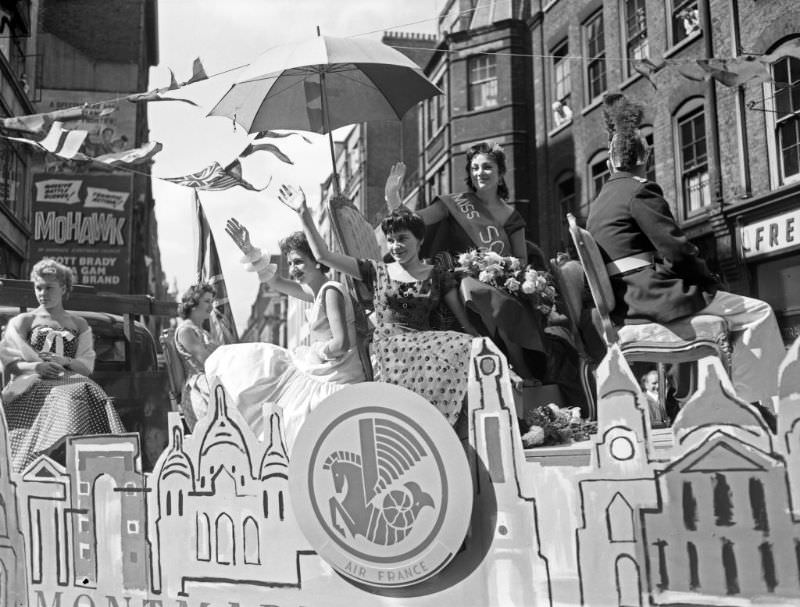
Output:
top-left (240, 137), bottom-right (294, 164)
top-left (195, 191), bottom-right (238, 344)
top-left (163, 159), bottom-right (267, 191)
top-left (6, 121), bottom-right (88, 159)
top-left (92, 141), bottom-right (163, 167)
top-left (694, 56), bottom-right (772, 87)
top-left (186, 57), bottom-right (208, 85)
top-left (254, 130), bottom-right (313, 144)
top-left (632, 58), bottom-right (662, 90)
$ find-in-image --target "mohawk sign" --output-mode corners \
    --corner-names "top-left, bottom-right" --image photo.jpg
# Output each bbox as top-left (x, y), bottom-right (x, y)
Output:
top-left (31, 173), bottom-right (133, 293)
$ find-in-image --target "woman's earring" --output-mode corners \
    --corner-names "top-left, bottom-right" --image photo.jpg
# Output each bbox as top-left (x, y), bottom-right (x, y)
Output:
top-left (315, 263), bottom-right (321, 269)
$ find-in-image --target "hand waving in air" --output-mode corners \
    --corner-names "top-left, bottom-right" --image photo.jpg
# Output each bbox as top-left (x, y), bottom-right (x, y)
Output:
top-left (384, 161), bottom-right (406, 211)
top-left (278, 184), bottom-right (308, 214)
top-left (225, 217), bottom-right (254, 255)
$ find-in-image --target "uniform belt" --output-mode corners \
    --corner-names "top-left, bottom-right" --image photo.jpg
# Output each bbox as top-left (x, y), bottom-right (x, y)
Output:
top-left (606, 252), bottom-right (654, 277)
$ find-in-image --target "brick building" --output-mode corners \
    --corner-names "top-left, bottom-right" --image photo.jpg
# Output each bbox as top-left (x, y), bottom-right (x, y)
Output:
top-left (0, 0), bottom-right (165, 300)
top-left (529, 0), bottom-right (800, 343)
top-left (0, 0), bottom-right (37, 278)
top-left (413, 0), bottom-right (535, 228)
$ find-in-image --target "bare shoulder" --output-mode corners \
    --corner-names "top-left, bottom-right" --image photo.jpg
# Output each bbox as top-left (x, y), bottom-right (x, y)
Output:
top-left (7, 312), bottom-right (35, 332)
top-left (70, 313), bottom-right (89, 333)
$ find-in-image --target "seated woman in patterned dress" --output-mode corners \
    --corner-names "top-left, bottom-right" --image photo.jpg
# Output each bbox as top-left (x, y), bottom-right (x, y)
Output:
top-left (279, 184), bottom-right (479, 426)
top-left (0, 259), bottom-right (124, 473)
top-left (174, 283), bottom-right (219, 430)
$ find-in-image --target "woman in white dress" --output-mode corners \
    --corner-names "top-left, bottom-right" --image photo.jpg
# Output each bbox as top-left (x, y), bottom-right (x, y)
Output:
top-left (205, 220), bottom-right (365, 451)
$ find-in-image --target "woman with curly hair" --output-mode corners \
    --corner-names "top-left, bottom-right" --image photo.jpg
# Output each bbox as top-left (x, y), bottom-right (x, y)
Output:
top-left (587, 93), bottom-right (784, 408)
top-left (384, 142), bottom-right (547, 381)
top-left (203, 222), bottom-right (365, 450)
top-left (279, 185), bottom-right (478, 427)
top-left (174, 282), bottom-right (219, 429)
top-left (0, 259), bottom-right (124, 472)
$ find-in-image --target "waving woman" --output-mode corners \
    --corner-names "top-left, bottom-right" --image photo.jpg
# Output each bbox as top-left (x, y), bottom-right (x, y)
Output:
top-left (279, 186), bottom-right (477, 426)
top-left (385, 142), bottom-right (546, 380)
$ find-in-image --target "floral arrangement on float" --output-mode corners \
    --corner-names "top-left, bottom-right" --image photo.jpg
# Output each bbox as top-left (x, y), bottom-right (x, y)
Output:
top-left (455, 249), bottom-right (557, 315)
top-left (520, 403), bottom-right (598, 447)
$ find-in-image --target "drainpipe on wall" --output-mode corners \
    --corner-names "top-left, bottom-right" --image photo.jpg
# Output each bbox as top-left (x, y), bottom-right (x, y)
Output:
top-left (699, 0), bottom-right (739, 285)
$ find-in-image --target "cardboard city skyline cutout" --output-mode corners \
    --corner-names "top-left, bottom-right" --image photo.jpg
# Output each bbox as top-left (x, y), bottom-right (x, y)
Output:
top-left (1, 336), bottom-right (800, 607)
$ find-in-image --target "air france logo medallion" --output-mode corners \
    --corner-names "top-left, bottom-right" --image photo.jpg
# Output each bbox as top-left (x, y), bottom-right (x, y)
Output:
top-left (290, 383), bottom-right (472, 587)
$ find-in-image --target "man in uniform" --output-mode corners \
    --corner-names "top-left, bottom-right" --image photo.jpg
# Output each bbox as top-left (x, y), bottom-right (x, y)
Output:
top-left (587, 93), bottom-right (785, 409)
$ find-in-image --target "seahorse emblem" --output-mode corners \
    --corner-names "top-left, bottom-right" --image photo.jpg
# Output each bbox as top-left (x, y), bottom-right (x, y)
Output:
top-left (322, 417), bottom-right (435, 546)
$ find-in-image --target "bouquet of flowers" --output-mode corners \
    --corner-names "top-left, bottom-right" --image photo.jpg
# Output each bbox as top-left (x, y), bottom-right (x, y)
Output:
top-left (456, 249), bottom-right (557, 314)
top-left (521, 404), bottom-right (598, 447)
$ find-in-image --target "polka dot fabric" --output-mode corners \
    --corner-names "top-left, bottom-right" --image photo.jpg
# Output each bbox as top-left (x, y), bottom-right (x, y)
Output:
top-left (358, 259), bottom-right (472, 425)
top-left (3, 325), bottom-right (124, 473)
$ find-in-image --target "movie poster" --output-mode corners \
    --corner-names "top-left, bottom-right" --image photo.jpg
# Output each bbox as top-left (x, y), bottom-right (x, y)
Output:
top-left (30, 173), bottom-right (133, 294)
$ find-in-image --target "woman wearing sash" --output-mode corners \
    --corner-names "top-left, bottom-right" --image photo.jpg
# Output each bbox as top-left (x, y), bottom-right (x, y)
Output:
top-left (385, 142), bottom-right (546, 380)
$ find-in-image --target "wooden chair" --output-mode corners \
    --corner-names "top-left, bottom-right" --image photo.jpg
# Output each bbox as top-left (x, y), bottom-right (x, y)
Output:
top-left (566, 213), bottom-right (732, 419)
top-left (159, 327), bottom-right (186, 412)
top-left (549, 255), bottom-right (598, 420)
top-left (326, 196), bottom-right (377, 381)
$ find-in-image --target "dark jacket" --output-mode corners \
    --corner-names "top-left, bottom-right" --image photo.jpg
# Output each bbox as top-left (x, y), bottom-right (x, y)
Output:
top-left (586, 172), bottom-right (720, 324)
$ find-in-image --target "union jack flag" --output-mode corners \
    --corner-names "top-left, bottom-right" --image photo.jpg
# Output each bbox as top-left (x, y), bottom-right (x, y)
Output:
top-left (163, 159), bottom-right (262, 191)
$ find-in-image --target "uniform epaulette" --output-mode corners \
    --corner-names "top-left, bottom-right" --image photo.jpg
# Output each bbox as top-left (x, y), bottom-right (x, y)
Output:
top-left (632, 176), bottom-right (647, 183)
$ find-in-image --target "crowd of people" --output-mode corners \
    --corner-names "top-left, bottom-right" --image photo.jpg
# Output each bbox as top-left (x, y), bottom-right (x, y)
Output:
top-left (0, 92), bottom-right (788, 470)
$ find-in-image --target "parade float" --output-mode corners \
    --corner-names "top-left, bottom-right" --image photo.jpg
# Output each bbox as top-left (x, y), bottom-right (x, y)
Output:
top-left (1, 334), bottom-right (799, 607)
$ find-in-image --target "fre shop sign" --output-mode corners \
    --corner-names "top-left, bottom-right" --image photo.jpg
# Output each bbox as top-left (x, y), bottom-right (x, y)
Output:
top-left (739, 207), bottom-right (800, 259)
top-left (30, 173), bottom-right (133, 294)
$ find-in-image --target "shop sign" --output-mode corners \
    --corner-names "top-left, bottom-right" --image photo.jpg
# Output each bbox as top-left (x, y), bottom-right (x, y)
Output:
top-left (289, 383), bottom-right (473, 588)
top-left (740, 208), bottom-right (800, 259)
top-left (30, 173), bottom-right (133, 293)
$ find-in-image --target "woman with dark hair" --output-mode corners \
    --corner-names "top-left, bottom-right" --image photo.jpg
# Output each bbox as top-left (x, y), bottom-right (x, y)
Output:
top-left (385, 142), bottom-right (547, 381)
top-left (174, 282), bottom-right (218, 428)
top-left (0, 259), bottom-right (124, 472)
top-left (279, 185), bottom-right (478, 426)
top-left (587, 93), bottom-right (784, 409)
top-left (203, 222), bottom-right (364, 450)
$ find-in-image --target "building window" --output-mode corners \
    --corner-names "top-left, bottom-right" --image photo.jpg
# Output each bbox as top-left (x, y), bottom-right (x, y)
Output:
top-left (78, 515), bottom-right (90, 533)
top-left (771, 51), bottom-right (800, 183)
top-left (552, 40), bottom-right (572, 127)
top-left (78, 481), bottom-right (90, 496)
top-left (591, 155), bottom-right (610, 198)
top-left (676, 102), bottom-right (710, 216)
top-left (682, 481), bottom-right (697, 531)
top-left (427, 77), bottom-right (446, 138)
top-left (642, 126), bottom-right (655, 182)
top-left (584, 11), bottom-right (607, 101)
top-left (670, 0), bottom-right (700, 46)
top-left (427, 163), bottom-right (449, 202)
top-left (687, 541), bottom-right (700, 590)
top-left (127, 520), bottom-right (140, 534)
top-left (79, 543), bottom-right (91, 560)
top-left (623, 0), bottom-right (648, 77)
top-left (468, 54), bottom-right (498, 110)
top-left (555, 171), bottom-right (576, 249)
top-left (712, 473), bottom-right (734, 526)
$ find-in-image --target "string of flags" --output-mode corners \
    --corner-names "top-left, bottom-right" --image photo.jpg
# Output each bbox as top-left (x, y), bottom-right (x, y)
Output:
top-left (2, 37), bottom-right (798, 192)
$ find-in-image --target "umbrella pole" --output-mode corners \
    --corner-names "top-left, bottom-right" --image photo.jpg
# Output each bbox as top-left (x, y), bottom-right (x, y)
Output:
top-left (319, 70), bottom-right (341, 197)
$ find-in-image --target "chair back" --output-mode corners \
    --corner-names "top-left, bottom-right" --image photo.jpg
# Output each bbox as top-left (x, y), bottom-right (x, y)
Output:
top-left (159, 327), bottom-right (186, 411)
top-left (567, 213), bottom-right (619, 345)
top-left (327, 196), bottom-right (378, 381)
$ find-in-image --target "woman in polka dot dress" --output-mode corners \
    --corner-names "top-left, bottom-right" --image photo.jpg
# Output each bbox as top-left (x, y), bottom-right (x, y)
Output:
top-left (279, 184), bottom-right (478, 426)
top-left (0, 259), bottom-right (124, 473)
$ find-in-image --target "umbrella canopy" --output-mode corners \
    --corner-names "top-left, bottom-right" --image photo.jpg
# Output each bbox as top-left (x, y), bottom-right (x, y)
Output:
top-left (209, 35), bottom-right (441, 135)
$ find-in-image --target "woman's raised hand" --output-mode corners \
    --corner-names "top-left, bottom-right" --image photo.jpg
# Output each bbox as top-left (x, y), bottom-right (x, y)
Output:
top-left (225, 217), bottom-right (254, 255)
top-left (384, 161), bottom-right (406, 210)
top-left (278, 184), bottom-right (308, 214)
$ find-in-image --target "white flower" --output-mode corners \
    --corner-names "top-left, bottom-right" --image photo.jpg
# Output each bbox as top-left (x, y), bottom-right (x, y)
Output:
top-left (521, 279), bottom-right (536, 295)
top-left (508, 257), bottom-right (521, 271)
top-left (504, 277), bottom-right (521, 293)
top-left (484, 251), bottom-right (503, 266)
top-left (478, 270), bottom-right (493, 283)
top-left (522, 425), bottom-right (545, 447)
